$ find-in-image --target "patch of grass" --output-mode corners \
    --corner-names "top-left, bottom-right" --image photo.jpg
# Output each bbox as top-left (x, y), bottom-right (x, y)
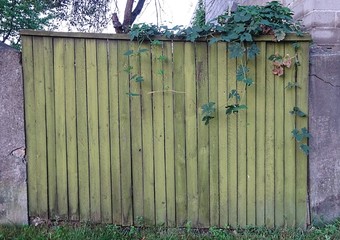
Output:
top-left (1, 220), bottom-right (340, 240)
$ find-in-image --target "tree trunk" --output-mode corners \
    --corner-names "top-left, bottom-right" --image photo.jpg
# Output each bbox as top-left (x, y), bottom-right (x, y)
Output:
top-left (113, 0), bottom-right (146, 33)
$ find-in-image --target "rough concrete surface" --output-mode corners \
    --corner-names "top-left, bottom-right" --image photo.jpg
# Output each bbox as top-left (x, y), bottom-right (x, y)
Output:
top-left (309, 47), bottom-right (340, 223)
top-left (0, 42), bottom-right (27, 224)
top-left (310, 28), bottom-right (340, 48)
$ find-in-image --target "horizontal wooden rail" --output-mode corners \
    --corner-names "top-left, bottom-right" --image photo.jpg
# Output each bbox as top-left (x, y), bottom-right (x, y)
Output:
top-left (20, 29), bottom-right (312, 42)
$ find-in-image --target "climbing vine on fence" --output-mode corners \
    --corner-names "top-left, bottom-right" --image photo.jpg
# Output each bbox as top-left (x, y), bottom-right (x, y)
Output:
top-left (122, 1), bottom-right (310, 155)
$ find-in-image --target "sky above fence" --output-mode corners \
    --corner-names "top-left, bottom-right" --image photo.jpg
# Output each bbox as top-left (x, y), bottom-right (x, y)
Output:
top-left (113, 0), bottom-right (197, 29)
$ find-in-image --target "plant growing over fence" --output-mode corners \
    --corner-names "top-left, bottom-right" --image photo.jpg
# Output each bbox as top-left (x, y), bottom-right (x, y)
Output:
top-left (122, 1), bottom-right (310, 155)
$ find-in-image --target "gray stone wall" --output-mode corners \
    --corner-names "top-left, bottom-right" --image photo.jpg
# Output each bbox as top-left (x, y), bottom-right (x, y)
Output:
top-left (0, 42), bottom-right (27, 224)
top-left (309, 49), bottom-right (340, 223)
top-left (205, 0), bottom-right (237, 22)
top-left (287, 0), bottom-right (340, 48)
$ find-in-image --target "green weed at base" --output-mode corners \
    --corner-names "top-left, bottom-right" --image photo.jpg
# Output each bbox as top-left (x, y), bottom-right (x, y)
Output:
top-left (1, 220), bottom-right (340, 240)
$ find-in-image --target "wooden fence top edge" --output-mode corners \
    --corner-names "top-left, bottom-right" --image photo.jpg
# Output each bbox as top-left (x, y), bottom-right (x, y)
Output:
top-left (20, 30), bottom-right (312, 42)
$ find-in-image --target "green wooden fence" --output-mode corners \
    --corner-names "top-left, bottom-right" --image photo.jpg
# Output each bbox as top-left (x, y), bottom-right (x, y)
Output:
top-left (21, 30), bottom-right (310, 228)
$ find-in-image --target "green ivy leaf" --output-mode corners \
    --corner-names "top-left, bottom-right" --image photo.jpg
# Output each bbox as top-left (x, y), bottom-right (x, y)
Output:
top-left (163, 30), bottom-right (173, 38)
top-left (301, 127), bottom-right (312, 139)
top-left (201, 102), bottom-right (216, 116)
top-left (135, 76), bottom-right (144, 83)
top-left (157, 69), bottom-right (165, 75)
top-left (240, 32), bottom-right (252, 42)
top-left (228, 89), bottom-right (241, 101)
top-left (285, 82), bottom-right (301, 89)
top-left (238, 105), bottom-right (248, 110)
top-left (157, 55), bottom-right (168, 62)
top-left (229, 43), bottom-right (244, 59)
top-left (274, 29), bottom-right (286, 41)
top-left (292, 42), bottom-right (300, 51)
top-left (126, 92), bottom-right (140, 97)
top-left (290, 107), bottom-right (307, 117)
top-left (151, 40), bottom-right (162, 46)
top-left (226, 104), bottom-right (247, 115)
top-left (130, 74), bottom-right (138, 80)
top-left (186, 29), bottom-right (200, 42)
top-left (292, 128), bottom-right (311, 142)
top-left (201, 102), bottom-right (216, 125)
top-left (124, 49), bottom-right (134, 56)
top-left (240, 13), bottom-right (252, 22)
top-left (234, 13), bottom-right (251, 22)
top-left (226, 105), bottom-right (236, 115)
top-left (129, 25), bottom-right (143, 40)
top-left (234, 24), bottom-right (246, 34)
top-left (259, 19), bottom-right (271, 26)
top-left (136, 48), bottom-right (149, 54)
top-left (247, 43), bottom-right (260, 59)
top-left (300, 144), bottom-right (310, 155)
top-left (221, 33), bottom-right (239, 42)
top-left (124, 65), bottom-right (133, 73)
top-left (268, 54), bottom-right (283, 62)
top-left (291, 128), bottom-right (302, 141)
top-left (236, 65), bottom-right (249, 81)
top-left (202, 116), bottom-right (214, 125)
top-left (208, 37), bottom-right (221, 45)
top-left (244, 78), bottom-right (254, 86)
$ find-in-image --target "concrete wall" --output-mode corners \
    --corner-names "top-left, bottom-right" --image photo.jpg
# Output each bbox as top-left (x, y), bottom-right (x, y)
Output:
top-left (309, 48), bottom-right (340, 223)
top-left (0, 42), bottom-right (27, 224)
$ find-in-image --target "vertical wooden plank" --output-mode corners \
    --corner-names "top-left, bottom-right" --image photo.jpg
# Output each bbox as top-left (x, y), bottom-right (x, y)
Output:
top-left (185, 42), bottom-right (198, 226)
top-left (43, 37), bottom-right (57, 218)
top-left (217, 42), bottom-right (228, 227)
top-left (255, 42), bottom-right (266, 226)
top-left (209, 43), bottom-right (219, 227)
top-left (117, 40), bottom-right (133, 225)
top-left (86, 39), bottom-right (101, 222)
top-left (108, 40), bottom-right (122, 224)
top-left (237, 56), bottom-right (247, 226)
top-left (97, 40), bottom-right (112, 223)
top-left (152, 42), bottom-right (166, 225)
top-left (274, 44), bottom-right (285, 227)
top-left (140, 42), bottom-right (155, 225)
top-left (64, 38), bottom-right (78, 221)
top-left (75, 38), bottom-right (90, 221)
top-left (173, 42), bottom-right (187, 226)
top-left (295, 42), bottom-right (309, 228)
top-left (246, 46), bottom-right (256, 226)
top-left (284, 42), bottom-right (296, 227)
top-left (33, 37), bottom-right (48, 218)
top-left (129, 42), bottom-right (144, 223)
top-left (22, 36), bottom-right (38, 217)
top-left (265, 43), bottom-right (275, 227)
top-left (227, 46), bottom-right (238, 227)
top-left (163, 41), bottom-right (176, 227)
top-left (196, 42), bottom-right (210, 227)
top-left (54, 38), bottom-right (68, 218)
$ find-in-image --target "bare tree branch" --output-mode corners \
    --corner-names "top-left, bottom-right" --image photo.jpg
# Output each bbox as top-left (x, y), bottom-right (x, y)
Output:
top-left (131, 0), bottom-right (146, 23)
top-left (112, 12), bottom-right (123, 33)
top-left (122, 0), bottom-right (134, 27)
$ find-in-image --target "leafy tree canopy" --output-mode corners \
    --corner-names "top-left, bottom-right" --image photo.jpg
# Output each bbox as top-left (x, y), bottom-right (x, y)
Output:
top-left (191, 0), bottom-right (205, 27)
top-left (0, 0), bottom-right (146, 47)
top-left (0, 0), bottom-right (57, 47)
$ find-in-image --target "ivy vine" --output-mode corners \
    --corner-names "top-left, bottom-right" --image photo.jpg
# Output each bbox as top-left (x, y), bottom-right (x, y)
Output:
top-left (123, 1), bottom-right (310, 155)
